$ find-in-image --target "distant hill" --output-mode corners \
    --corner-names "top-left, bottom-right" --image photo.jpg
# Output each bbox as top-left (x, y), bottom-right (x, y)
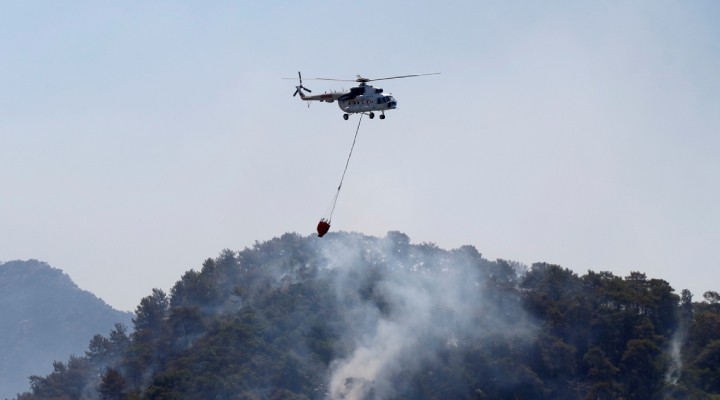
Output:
top-left (11, 232), bottom-right (720, 399)
top-left (0, 259), bottom-right (133, 399)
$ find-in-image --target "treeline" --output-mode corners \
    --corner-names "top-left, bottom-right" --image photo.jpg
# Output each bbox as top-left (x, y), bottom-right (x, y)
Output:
top-left (13, 232), bottom-right (720, 399)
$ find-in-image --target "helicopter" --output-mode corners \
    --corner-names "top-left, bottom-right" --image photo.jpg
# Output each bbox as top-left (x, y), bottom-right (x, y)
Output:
top-left (288, 71), bottom-right (440, 120)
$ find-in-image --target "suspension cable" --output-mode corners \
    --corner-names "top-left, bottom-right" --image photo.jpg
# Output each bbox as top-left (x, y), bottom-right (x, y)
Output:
top-left (328, 113), bottom-right (364, 222)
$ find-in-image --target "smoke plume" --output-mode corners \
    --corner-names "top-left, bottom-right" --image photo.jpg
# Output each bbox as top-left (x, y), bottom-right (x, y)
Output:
top-left (317, 232), bottom-right (534, 399)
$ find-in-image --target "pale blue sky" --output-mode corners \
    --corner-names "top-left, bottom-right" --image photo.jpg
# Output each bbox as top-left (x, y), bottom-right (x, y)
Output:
top-left (2, 1), bottom-right (718, 311)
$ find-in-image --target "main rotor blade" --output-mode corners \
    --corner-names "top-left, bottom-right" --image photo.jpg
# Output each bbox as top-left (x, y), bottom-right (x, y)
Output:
top-left (312, 77), bottom-right (357, 82)
top-left (366, 73), bottom-right (441, 82)
top-left (283, 76), bottom-right (353, 82)
top-left (283, 72), bottom-right (441, 82)
top-left (282, 71), bottom-right (306, 80)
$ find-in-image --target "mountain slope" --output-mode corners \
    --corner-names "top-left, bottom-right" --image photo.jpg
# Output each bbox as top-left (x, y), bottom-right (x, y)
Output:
top-left (0, 259), bottom-right (133, 399)
top-left (13, 232), bottom-right (720, 399)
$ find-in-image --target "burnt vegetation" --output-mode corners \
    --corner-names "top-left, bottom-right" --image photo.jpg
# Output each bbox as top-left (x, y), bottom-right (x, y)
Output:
top-left (13, 232), bottom-right (720, 400)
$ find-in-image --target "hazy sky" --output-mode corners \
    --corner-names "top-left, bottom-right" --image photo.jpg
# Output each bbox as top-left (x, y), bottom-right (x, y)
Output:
top-left (2, 1), bottom-right (718, 311)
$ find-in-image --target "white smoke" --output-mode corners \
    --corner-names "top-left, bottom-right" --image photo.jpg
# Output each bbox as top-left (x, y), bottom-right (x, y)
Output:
top-left (665, 329), bottom-right (685, 385)
top-left (318, 232), bottom-right (534, 399)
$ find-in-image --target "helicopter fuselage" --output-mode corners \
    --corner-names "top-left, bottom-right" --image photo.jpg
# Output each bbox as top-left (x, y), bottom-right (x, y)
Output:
top-left (298, 83), bottom-right (397, 119)
top-left (337, 84), bottom-right (397, 114)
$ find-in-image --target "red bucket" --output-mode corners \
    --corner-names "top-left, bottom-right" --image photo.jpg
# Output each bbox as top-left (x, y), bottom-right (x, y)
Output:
top-left (317, 219), bottom-right (331, 237)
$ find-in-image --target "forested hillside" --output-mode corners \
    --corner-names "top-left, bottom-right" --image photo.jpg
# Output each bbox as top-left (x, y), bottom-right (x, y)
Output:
top-left (0, 260), bottom-right (133, 399)
top-left (14, 232), bottom-right (720, 399)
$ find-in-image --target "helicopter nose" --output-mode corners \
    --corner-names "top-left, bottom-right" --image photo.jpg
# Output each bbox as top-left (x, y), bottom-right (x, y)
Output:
top-left (388, 101), bottom-right (397, 109)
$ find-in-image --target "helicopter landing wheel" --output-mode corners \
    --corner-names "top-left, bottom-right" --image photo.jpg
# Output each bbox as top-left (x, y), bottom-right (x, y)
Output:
top-left (380, 114), bottom-right (386, 120)
top-left (369, 112), bottom-right (375, 119)
top-left (343, 114), bottom-right (349, 120)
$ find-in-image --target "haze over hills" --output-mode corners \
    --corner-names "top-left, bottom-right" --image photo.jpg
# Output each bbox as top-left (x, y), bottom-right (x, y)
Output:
top-left (11, 232), bottom-right (720, 399)
top-left (0, 260), bottom-right (133, 399)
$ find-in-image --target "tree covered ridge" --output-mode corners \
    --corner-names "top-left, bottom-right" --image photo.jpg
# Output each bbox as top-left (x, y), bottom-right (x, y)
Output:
top-left (13, 231), bottom-right (720, 400)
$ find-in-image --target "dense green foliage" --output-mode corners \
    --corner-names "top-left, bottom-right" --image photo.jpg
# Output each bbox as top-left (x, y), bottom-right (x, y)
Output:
top-left (13, 232), bottom-right (720, 399)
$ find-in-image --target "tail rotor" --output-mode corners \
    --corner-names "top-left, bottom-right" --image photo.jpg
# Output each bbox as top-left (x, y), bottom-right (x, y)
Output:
top-left (293, 71), bottom-right (312, 97)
